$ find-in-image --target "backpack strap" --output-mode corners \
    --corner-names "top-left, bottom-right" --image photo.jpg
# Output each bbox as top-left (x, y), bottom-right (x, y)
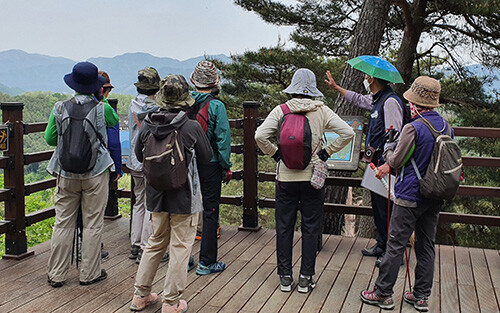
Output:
top-left (132, 113), bottom-right (141, 128)
top-left (280, 103), bottom-right (291, 115)
top-left (410, 157), bottom-right (422, 180)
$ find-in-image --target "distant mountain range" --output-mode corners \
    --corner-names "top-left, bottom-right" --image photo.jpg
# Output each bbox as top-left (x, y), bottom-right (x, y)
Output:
top-left (0, 49), bottom-right (498, 97)
top-left (0, 49), bottom-right (231, 95)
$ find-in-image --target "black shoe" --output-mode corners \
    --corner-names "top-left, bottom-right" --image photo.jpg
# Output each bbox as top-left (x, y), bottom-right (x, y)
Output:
top-left (297, 275), bottom-right (316, 293)
top-left (135, 249), bottom-right (143, 264)
top-left (280, 275), bottom-right (293, 292)
top-left (362, 244), bottom-right (385, 257)
top-left (160, 251), bottom-right (169, 263)
top-left (47, 277), bottom-right (64, 288)
top-left (101, 249), bottom-right (109, 259)
top-left (129, 245), bottom-right (140, 259)
top-left (80, 269), bottom-right (107, 286)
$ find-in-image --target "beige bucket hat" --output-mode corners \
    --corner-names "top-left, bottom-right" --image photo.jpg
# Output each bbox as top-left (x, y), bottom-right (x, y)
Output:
top-left (403, 76), bottom-right (441, 108)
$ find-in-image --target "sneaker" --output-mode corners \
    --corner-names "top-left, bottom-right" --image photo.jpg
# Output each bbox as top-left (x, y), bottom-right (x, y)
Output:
top-left (135, 249), bottom-right (143, 264)
top-left (130, 293), bottom-right (159, 311)
top-left (161, 251), bottom-right (169, 263)
top-left (195, 230), bottom-right (202, 241)
top-left (162, 300), bottom-right (188, 313)
top-left (129, 245), bottom-right (140, 259)
top-left (188, 255), bottom-right (195, 271)
top-left (47, 277), bottom-right (64, 288)
top-left (404, 291), bottom-right (429, 312)
top-left (360, 289), bottom-right (394, 310)
top-left (279, 275), bottom-right (293, 292)
top-left (80, 269), bottom-right (107, 286)
top-left (297, 275), bottom-right (316, 293)
top-left (101, 249), bottom-right (109, 259)
top-left (217, 225), bottom-right (221, 239)
top-left (362, 244), bottom-right (385, 257)
top-left (196, 261), bottom-right (226, 275)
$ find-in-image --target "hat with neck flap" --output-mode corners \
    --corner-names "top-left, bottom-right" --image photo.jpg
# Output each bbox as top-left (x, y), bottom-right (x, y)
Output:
top-left (156, 75), bottom-right (195, 109)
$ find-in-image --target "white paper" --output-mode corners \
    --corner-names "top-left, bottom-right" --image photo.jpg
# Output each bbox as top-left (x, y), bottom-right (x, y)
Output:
top-left (361, 166), bottom-right (396, 200)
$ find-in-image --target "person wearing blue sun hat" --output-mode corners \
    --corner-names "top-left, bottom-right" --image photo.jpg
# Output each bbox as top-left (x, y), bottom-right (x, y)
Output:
top-left (44, 61), bottom-right (118, 288)
top-left (326, 55), bottom-right (410, 265)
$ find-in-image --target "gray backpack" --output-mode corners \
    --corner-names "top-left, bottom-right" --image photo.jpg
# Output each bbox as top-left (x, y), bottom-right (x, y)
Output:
top-left (411, 119), bottom-right (462, 200)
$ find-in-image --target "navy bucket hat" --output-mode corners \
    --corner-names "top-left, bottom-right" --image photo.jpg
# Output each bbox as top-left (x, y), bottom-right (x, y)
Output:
top-left (64, 62), bottom-right (105, 94)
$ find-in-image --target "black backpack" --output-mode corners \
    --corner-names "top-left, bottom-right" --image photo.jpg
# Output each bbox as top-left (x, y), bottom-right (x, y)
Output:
top-left (411, 119), bottom-right (463, 200)
top-left (143, 122), bottom-right (189, 190)
top-left (58, 98), bottom-right (105, 174)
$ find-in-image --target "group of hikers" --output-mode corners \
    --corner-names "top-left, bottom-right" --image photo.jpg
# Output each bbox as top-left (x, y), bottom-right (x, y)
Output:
top-left (44, 55), bottom-right (458, 312)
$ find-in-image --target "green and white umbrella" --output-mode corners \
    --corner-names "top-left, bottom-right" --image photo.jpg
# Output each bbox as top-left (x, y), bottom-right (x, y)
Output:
top-left (347, 55), bottom-right (404, 84)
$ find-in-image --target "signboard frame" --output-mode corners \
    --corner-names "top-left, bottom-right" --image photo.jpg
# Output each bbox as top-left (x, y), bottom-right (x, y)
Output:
top-left (0, 125), bottom-right (9, 151)
top-left (324, 115), bottom-right (364, 172)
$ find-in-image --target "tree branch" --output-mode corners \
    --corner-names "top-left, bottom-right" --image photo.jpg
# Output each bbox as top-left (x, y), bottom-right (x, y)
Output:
top-left (432, 23), bottom-right (500, 49)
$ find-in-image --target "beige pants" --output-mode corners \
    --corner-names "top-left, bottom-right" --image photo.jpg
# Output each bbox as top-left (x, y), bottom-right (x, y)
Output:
top-left (134, 212), bottom-right (198, 304)
top-left (130, 170), bottom-right (152, 249)
top-left (48, 171), bottom-right (109, 283)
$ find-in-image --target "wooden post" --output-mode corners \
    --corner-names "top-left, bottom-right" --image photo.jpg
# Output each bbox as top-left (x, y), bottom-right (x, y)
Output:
top-left (1, 102), bottom-right (33, 259)
top-left (104, 98), bottom-right (121, 219)
top-left (239, 101), bottom-right (261, 231)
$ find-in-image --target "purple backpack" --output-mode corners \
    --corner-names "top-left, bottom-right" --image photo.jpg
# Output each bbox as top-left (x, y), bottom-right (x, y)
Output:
top-left (277, 103), bottom-right (312, 170)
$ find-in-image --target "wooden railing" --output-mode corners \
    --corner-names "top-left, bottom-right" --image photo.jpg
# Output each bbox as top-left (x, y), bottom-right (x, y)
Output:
top-left (1, 101), bottom-right (499, 260)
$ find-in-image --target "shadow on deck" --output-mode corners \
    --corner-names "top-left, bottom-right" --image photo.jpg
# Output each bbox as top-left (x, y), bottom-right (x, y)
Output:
top-left (0, 218), bottom-right (499, 313)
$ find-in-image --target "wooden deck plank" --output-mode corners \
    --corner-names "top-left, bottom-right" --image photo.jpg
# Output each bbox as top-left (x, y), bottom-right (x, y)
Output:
top-left (290, 235), bottom-right (343, 313)
top-left (397, 246), bottom-right (416, 313)
top-left (484, 248), bottom-right (500, 311)
top-left (428, 245), bottom-right (441, 313)
top-left (455, 247), bottom-right (480, 313)
top-left (469, 248), bottom-right (500, 313)
top-left (440, 245), bottom-right (460, 313)
top-left (279, 235), bottom-right (342, 313)
top-left (93, 226), bottom-right (241, 313)
top-left (0, 220), bottom-right (129, 312)
top-left (320, 237), bottom-right (368, 313)
top-left (239, 232), bottom-right (302, 313)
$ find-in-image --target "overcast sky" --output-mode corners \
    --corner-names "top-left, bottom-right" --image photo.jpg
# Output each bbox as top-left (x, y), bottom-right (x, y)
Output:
top-left (0, 0), bottom-right (295, 61)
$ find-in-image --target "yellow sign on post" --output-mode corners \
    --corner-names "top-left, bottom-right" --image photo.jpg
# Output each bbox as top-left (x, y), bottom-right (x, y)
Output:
top-left (0, 126), bottom-right (9, 151)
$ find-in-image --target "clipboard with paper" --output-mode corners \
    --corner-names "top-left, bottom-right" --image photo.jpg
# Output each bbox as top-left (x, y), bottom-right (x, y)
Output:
top-left (361, 165), bottom-right (395, 200)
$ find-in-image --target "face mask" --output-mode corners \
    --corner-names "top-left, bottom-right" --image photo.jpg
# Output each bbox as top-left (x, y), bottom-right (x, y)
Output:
top-left (409, 102), bottom-right (419, 119)
top-left (363, 78), bottom-right (372, 94)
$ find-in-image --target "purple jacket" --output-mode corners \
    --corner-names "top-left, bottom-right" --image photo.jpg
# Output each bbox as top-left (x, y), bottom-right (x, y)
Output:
top-left (394, 111), bottom-right (452, 203)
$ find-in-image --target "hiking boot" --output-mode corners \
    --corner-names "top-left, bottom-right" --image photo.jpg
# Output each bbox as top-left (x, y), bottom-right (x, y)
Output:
top-left (101, 245), bottom-right (109, 259)
top-left (360, 289), bottom-right (394, 310)
top-left (135, 249), bottom-right (143, 264)
top-left (130, 293), bottom-right (159, 311)
top-left (47, 277), bottom-right (64, 288)
top-left (188, 255), bottom-right (195, 271)
top-left (195, 230), bottom-right (202, 241)
top-left (362, 244), bottom-right (385, 257)
top-left (297, 275), bottom-right (316, 293)
top-left (162, 300), bottom-right (188, 313)
top-left (404, 291), bottom-right (429, 312)
top-left (129, 245), bottom-right (140, 259)
top-left (196, 261), bottom-right (226, 275)
top-left (80, 269), bottom-right (107, 286)
top-left (161, 251), bottom-right (169, 263)
top-left (279, 275), bottom-right (293, 292)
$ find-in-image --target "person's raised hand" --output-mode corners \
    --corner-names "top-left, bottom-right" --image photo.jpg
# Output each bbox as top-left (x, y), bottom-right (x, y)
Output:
top-left (325, 70), bottom-right (338, 90)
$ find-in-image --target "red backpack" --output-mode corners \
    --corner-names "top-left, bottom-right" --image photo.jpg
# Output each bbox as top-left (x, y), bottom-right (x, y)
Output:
top-left (187, 95), bottom-right (214, 133)
top-left (277, 103), bottom-right (312, 170)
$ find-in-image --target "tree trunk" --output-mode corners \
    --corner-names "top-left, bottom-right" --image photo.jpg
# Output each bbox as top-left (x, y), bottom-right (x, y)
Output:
top-left (322, 0), bottom-right (391, 234)
top-left (394, 1), bottom-right (428, 95)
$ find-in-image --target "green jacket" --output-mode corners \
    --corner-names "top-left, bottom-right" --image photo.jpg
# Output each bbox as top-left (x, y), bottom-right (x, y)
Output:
top-left (191, 91), bottom-right (232, 169)
top-left (45, 94), bottom-right (119, 146)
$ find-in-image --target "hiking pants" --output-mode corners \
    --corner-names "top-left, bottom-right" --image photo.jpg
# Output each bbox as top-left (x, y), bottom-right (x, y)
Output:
top-left (130, 170), bottom-right (152, 249)
top-left (198, 162), bottom-right (222, 265)
top-left (48, 172), bottom-right (109, 283)
top-left (375, 199), bottom-right (441, 298)
top-left (275, 181), bottom-right (324, 276)
top-left (134, 212), bottom-right (198, 305)
top-left (371, 191), bottom-right (393, 250)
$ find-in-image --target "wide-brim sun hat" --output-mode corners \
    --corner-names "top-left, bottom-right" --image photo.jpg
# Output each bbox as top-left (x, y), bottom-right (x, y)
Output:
top-left (403, 76), bottom-right (441, 108)
top-left (283, 68), bottom-right (324, 97)
top-left (134, 67), bottom-right (161, 91)
top-left (156, 74), bottom-right (195, 109)
top-left (190, 60), bottom-right (221, 89)
top-left (347, 55), bottom-right (404, 84)
top-left (64, 62), bottom-right (105, 94)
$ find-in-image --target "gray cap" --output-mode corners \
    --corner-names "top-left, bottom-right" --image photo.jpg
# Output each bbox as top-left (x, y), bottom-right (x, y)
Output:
top-left (283, 68), bottom-right (324, 97)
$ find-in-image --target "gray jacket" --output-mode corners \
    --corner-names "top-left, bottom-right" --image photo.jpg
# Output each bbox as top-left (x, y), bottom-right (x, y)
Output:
top-left (127, 94), bottom-right (159, 172)
top-left (136, 110), bottom-right (213, 214)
